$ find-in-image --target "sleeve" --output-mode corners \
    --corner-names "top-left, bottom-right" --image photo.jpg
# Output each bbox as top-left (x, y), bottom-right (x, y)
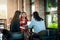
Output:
top-left (28, 19), bottom-right (34, 28)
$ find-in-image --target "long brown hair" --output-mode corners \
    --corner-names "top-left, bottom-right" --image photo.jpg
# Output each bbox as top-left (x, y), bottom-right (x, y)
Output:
top-left (11, 10), bottom-right (21, 23)
top-left (10, 10), bottom-right (21, 32)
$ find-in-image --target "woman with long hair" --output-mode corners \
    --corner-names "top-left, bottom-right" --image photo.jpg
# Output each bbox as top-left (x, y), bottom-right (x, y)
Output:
top-left (2, 11), bottom-right (24, 40)
top-left (28, 11), bottom-right (46, 40)
top-left (28, 11), bottom-right (46, 33)
top-left (20, 12), bottom-right (29, 40)
top-left (10, 10), bottom-right (21, 32)
top-left (20, 12), bottom-right (28, 32)
top-left (33, 11), bottom-right (43, 21)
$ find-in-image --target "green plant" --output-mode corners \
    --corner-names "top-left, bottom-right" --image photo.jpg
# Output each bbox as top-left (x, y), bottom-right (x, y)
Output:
top-left (48, 0), bottom-right (57, 8)
top-left (48, 23), bottom-right (58, 29)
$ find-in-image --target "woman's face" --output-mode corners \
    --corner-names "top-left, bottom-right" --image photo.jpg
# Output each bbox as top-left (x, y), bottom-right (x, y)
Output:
top-left (21, 13), bottom-right (27, 18)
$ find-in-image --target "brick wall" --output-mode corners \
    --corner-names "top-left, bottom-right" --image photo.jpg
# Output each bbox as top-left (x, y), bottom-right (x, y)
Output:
top-left (35, 0), bottom-right (45, 19)
top-left (6, 0), bottom-right (23, 30)
top-left (6, 0), bottom-right (18, 30)
top-left (23, 0), bottom-right (31, 20)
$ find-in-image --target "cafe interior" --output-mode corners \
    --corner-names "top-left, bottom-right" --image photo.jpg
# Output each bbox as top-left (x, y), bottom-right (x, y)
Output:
top-left (0, 0), bottom-right (60, 40)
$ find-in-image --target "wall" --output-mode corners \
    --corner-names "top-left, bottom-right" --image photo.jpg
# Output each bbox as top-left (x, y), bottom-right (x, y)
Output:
top-left (7, 0), bottom-right (23, 30)
top-left (7, 0), bottom-right (17, 30)
top-left (23, 0), bottom-right (31, 20)
top-left (24, 0), bottom-right (45, 20)
top-left (0, 0), bottom-right (7, 19)
top-left (35, 0), bottom-right (45, 19)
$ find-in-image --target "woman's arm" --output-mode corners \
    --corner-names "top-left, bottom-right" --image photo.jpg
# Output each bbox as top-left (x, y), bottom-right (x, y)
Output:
top-left (28, 19), bottom-right (34, 28)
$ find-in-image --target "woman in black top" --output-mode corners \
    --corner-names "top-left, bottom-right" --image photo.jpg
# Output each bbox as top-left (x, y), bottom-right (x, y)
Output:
top-left (10, 10), bottom-right (21, 32)
top-left (2, 11), bottom-right (24, 40)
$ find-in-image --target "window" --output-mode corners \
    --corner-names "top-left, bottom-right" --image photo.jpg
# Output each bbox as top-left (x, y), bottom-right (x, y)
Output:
top-left (45, 0), bottom-right (58, 29)
top-left (31, 4), bottom-right (35, 13)
top-left (46, 13), bottom-right (58, 29)
top-left (0, 0), bottom-right (7, 19)
top-left (31, 0), bottom-right (35, 2)
top-left (30, 0), bottom-right (35, 14)
top-left (46, 0), bottom-right (58, 12)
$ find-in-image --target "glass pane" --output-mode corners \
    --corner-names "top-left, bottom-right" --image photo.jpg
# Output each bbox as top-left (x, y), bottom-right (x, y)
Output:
top-left (46, 14), bottom-right (58, 29)
top-left (46, 0), bottom-right (58, 12)
top-left (31, 0), bottom-right (35, 2)
top-left (45, 0), bottom-right (58, 29)
top-left (31, 4), bottom-right (35, 14)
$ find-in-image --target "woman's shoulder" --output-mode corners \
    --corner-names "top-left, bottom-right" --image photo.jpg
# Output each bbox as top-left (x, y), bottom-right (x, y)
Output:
top-left (31, 18), bottom-right (35, 21)
top-left (39, 20), bottom-right (45, 23)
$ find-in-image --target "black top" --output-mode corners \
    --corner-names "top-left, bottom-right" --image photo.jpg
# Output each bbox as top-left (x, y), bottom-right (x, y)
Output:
top-left (10, 18), bottom-right (20, 32)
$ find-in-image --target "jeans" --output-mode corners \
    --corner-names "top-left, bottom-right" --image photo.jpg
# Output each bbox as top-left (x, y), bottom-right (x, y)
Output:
top-left (9, 32), bottom-right (24, 40)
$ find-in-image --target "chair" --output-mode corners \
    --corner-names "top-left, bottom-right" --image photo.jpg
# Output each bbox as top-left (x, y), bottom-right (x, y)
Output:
top-left (2, 29), bottom-right (24, 40)
top-left (10, 32), bottom-right (24, 40)
top-left (41, 29), bottom-right (57, 40)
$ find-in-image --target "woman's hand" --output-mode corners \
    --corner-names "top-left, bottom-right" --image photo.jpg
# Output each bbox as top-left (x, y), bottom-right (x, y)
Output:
top-left (20, 21), bottom-right (25, 24)
top-left (22, 25), bottom-right (27, 27)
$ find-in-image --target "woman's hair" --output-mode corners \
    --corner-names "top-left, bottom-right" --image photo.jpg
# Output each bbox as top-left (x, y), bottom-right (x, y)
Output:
top-left (33, 11), bottom-right (43, 21)
top-left (10, 10), bottom-right (21, 32)
top-left (20, 12), bottom-right (27, 20)
top-left (11, 10), bottom-right (21, 23)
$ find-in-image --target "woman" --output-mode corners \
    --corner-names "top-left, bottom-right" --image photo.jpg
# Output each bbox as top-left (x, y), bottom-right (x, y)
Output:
top-left (5, 11), bottom-right (24, 40)
top-left (20, 12), bottom-right (29, 40)
top-left (28, 11), bottom-right (46, 40)
top-left (20, 12), bottom-right (28, 32)
top-left (28, 11), bottom-right (46, 33)
top-left (10, 10), bottom-right (21, 32)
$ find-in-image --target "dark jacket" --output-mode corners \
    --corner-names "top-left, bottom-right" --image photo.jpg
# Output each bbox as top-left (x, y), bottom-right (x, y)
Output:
top-left (10, 18), bottom-right (20, 32)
